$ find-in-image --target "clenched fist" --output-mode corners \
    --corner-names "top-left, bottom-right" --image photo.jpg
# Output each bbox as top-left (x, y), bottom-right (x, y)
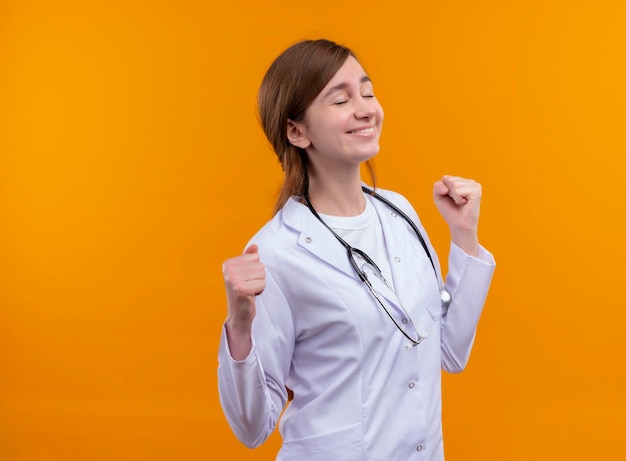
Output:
top-left (433, 175), bottom-right (482, 256)
top-left (222, 244), bottom-right (266, 359)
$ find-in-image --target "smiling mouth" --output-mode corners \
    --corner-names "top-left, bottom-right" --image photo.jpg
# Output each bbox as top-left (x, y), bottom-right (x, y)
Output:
top-left (348, 127), bottom-right (375, 134)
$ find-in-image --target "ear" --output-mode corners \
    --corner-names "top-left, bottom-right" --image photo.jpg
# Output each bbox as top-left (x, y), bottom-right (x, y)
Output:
top-left (286, 119), bottom-right (311, 149)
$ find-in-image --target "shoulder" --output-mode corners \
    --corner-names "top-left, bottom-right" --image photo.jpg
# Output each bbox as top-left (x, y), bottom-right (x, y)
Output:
top-left (244, 197), bottom-right (303, 263)
top-left (364, 185), bottom-right (430, 233)
top-left (370, 186), bottom-right (411, 206)
top-left (366, 185), bottom-right (417, 215)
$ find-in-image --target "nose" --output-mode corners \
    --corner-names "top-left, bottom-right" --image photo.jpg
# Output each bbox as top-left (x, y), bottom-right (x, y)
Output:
top-left (354, 97), bottom-right (376, 119)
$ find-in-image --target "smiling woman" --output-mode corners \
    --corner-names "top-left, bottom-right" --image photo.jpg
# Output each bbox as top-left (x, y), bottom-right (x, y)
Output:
top-left (287, 56), bottom-right (384, 206)
top-left (2, 1), bottom-right (626, 460)
top-left (217, 38), bottom-right (495, 461)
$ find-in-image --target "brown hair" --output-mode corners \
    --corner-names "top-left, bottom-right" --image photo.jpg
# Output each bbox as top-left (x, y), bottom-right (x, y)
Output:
top-left (258, 39), bottom-right (377, 214)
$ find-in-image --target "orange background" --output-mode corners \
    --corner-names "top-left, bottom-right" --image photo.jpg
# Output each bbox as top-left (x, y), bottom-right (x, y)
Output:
top-left (1, 1), bottom-right (625, 459)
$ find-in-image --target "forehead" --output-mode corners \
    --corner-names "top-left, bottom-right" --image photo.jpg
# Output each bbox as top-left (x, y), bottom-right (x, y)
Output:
top-left (320, 56), bottom-right (371, 93)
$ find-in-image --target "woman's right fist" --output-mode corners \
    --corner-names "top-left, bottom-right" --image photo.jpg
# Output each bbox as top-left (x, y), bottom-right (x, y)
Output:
top-left (222, 244), bottom-right (266, 324)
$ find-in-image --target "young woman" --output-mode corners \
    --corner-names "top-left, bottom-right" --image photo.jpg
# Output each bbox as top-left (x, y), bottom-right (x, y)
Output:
top-left (218, 39), bottom-right (495, 460)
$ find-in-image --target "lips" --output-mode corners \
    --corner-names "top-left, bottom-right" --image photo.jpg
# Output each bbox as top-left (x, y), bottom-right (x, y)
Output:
top-left (347, 126), bottom-right (376, 134)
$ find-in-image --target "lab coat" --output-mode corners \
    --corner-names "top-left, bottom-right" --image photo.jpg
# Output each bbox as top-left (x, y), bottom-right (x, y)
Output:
top-left (218, 187), bottom-right (495, 461)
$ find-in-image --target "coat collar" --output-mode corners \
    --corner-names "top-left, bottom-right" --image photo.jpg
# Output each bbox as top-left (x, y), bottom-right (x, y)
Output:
top-left (280, 195), bottom-right (405, 311)
top-left (281, 196), bottom-right (356, 280)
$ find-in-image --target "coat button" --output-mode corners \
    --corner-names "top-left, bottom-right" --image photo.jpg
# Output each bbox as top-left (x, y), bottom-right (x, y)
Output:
top-left (408, 381), bottom-right (415, 389)
top-left (305, 237), bottom-right (312, 243)
top-left (394, 257), bottom-right (401, 262)
top-left (416, 445), bottom-right (423, 452)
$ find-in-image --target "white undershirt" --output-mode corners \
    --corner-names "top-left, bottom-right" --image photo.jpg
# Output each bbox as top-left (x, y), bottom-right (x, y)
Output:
top-left (318, 196), bottom-right (395, 289)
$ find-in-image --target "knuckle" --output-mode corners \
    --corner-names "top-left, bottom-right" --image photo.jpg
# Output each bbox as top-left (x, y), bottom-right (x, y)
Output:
top-left (222, 262), bottom-right (235, 277)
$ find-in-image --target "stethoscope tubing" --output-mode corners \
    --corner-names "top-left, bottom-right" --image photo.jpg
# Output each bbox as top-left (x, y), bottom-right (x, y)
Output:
top-left (303, 185), bottom-right (444, 289)
top-left (362, 186), bottom-right (452, 309)
top-left (303, 186), bottom-right (451, 346)
top-left (361, 186), bottom-right (439, 279)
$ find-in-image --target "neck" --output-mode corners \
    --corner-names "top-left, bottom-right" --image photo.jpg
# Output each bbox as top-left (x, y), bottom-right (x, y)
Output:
top-left (306, 169), bottom-right (366, 217)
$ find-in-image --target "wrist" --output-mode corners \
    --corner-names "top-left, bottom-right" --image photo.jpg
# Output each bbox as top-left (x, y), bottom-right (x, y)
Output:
top-left (451, 229), bottom-right (479, 257)
top-left (226, 316), bottom-right (253, 337)
top-left (225, 318), bottom-right (253, 361)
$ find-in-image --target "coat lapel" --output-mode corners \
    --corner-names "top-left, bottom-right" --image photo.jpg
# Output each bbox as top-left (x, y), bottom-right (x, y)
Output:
top-left (281, 197), bottom-right (358, 280)
top-left (368, 194), bottom-right (408, 303)
top-left (280, 195), bottom-right (408, 317)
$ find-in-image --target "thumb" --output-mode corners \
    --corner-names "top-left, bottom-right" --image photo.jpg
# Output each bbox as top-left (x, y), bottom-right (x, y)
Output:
top-left (243, 244), bottom-right (259, 255)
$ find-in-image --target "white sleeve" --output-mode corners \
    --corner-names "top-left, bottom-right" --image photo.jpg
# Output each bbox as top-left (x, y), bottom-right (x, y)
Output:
top-left (217, 269), bottom-right (294, 447)
top-left (440, 242), bottom-right (496, 372)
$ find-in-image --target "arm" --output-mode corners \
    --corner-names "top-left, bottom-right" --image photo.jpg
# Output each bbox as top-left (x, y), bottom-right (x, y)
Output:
top-left (440, 243), bottom-right (495, 372)
top-left (218, 244), bottom-right (293, 447)
top-left (433, 176), bottom-right (495, 372)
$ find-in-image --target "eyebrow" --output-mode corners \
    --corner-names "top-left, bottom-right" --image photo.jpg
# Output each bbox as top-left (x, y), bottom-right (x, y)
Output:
top-left (322, 76), bottom-right (372, 98)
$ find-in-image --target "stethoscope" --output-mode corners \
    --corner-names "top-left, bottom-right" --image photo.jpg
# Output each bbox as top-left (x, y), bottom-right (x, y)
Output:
top-left (304, 185), bottom-right (451, 347)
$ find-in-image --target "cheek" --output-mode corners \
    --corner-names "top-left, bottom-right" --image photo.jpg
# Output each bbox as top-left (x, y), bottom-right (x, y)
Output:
top-left (377, 106), bottom-right (385, 128)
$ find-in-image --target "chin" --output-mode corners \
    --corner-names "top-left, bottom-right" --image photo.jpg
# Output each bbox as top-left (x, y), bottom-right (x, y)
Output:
top-left (359, 145), bottom-right (381, 160)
